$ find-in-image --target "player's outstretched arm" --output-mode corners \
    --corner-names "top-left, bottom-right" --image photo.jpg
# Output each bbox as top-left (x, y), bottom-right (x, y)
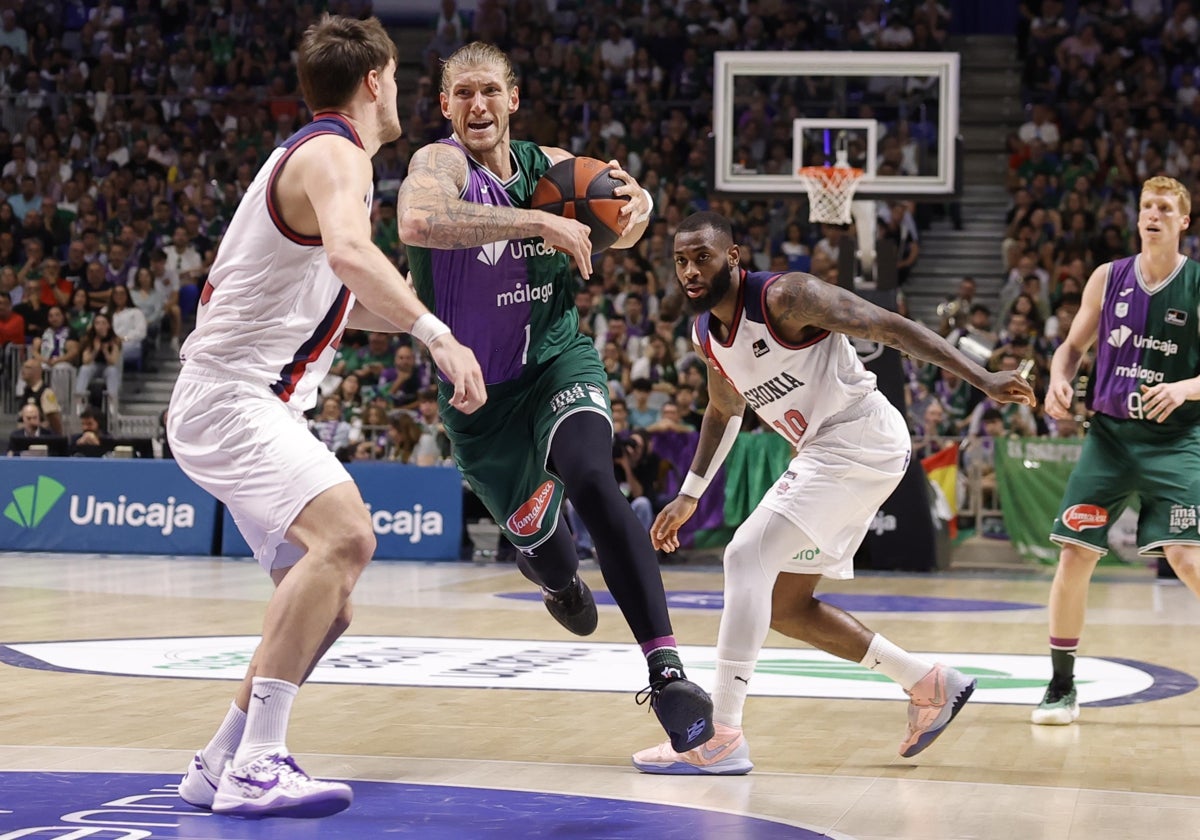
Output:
top-left (397, 142), bottom-right (593, 276)
top-left (301, 136), bottom-right (485, 413)
top-left (766, 272), bottom-right (1036, 408)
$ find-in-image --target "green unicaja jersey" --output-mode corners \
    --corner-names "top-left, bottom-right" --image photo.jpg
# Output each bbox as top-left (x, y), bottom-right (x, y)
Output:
top-left (1089, 255), bottom-right (1200, 433)
top-left (408, 138), bottom-right (580, 385)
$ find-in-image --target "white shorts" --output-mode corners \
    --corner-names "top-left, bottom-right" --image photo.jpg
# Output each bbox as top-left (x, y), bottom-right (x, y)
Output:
top-left (760, 390), bottom-right (911, 579)
top-left (167, 366), bottom-right (352, 571)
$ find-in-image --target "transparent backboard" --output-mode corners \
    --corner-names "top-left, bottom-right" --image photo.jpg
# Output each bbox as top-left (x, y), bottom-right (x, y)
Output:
top-left (714, 51), bottom-right (960, 198)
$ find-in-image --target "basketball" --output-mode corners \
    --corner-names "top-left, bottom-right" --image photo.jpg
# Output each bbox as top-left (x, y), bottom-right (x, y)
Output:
top-left (530, 157), bottom-right (629, 252)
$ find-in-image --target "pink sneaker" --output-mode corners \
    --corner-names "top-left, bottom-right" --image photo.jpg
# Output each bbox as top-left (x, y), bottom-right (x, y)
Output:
top-left (631, 722), bottom-right (754, 775)
top-left (899, 663), bottom-right (976, 758)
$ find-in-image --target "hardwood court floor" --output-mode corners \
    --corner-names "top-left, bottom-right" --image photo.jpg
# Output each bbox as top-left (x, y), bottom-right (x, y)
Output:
top-left (2, 550), bottom-right (1200, 838)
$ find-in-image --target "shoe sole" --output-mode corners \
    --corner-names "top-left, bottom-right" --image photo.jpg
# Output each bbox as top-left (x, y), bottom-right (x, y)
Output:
top-left (631, 756), bottom-right (754, 776)
top-left (900, 677), bottom-right (976, 758)
top-left (1030, 704), bottom-right (1080, 725)
top-left (178, 788), bottom-right (215, 810)
top-left (211, 788), bottom-right (353, 819)
top-left (654, 680), bottom-right (715, 752)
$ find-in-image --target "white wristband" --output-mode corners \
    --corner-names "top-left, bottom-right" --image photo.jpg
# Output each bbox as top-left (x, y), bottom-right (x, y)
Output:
top-left (634, 187), bottom-right (654, 224)
top-left (410, 312), bottom-right (451, 346)
top-left (679, 470), bottom-right (709, 499)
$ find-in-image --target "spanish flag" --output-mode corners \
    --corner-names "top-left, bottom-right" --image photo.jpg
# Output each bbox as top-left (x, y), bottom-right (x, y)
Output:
top-left (921, 443), bottom-right (959, 539)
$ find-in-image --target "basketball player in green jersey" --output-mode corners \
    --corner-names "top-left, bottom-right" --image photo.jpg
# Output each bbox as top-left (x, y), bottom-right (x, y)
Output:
top-left (1035, 175), bottom-right (1200, 724)
top-left (397, 42), bottom-right (714, 754)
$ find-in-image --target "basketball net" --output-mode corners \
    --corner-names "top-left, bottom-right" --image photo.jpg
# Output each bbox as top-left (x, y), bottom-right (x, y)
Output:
top-left (797, 144), bottom-right (876, 275)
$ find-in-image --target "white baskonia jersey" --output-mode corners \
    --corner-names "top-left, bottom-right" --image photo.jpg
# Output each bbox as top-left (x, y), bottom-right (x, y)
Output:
top-left (180, 113), bottom-right (370, 412)
top-left (693, 269), bottom-right (877, 449)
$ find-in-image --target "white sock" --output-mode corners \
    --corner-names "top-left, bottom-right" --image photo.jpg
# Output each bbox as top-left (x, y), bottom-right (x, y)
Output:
top-left (199, 701), bottom-right (246, 774)
top-left (232, 677), bottom-right (298, 767)
top-left (712, 659), bottom-right (757, 728)
top-left (861, 634), bottom-right (933, 692)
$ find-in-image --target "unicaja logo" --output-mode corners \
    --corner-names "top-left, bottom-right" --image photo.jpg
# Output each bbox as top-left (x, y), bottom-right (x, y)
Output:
top-left (477, 240), bottom-right (508, 266)
top-left (4, 475), bottom-right (66, 528)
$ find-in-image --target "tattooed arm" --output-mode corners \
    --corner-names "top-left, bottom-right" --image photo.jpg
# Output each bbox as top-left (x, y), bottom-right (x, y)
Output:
top-left (397, 142), bottom-right (595, 276)
top-left (766, 273), bottom-right (1036, 406)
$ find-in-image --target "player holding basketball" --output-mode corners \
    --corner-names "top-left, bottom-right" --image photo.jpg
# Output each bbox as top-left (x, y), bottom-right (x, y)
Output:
top-left (397, 42), bottom-right (714, 753)
top-left (632, 211), bottom-right (1035, 774)
top-left (1033, 175), bottom-right (1200, 725)
top-left (170, 16), bottom-right (485, 817)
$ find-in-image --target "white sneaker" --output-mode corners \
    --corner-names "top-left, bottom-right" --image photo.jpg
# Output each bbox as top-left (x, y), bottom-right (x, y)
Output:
top-left (211, 751), bottom-right (353, 818)
top-left (177, 751), bottom-right (221, 809)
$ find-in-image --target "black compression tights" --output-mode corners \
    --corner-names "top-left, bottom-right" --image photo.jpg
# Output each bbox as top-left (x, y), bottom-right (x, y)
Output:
top-left (536, 410), bottom-right (673, 643)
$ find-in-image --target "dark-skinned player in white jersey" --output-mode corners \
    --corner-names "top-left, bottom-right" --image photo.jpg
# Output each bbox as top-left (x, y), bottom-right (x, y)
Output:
top-left (632, 211), bottom-right (1035, 774)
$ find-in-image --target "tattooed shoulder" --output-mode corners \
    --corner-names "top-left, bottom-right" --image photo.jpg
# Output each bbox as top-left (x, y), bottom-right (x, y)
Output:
top-left (409, 143), bottom-right (467, 193)
top-left (764, 273), bottom-right (823, 341)
top-left (765, 272), bottom-right (890, 344)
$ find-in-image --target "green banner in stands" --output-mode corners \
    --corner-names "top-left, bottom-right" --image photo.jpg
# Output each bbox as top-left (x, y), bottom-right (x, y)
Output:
top-left (994, 437), bottom-right (1082, 565)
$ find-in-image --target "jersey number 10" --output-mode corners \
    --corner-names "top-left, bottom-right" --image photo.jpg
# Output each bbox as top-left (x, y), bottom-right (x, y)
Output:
top-left (772, 409), bottom-right (809, 446)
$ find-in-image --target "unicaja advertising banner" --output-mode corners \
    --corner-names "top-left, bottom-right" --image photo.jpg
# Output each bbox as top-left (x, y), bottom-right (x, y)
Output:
top-left (0, 460), bottom-right (218, 555)
top-left (220, 462), bottom-right (463, 561)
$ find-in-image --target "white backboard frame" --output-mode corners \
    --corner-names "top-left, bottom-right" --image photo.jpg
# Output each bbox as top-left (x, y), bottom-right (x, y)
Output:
top-left (714, 51), bottom-right (960, 197)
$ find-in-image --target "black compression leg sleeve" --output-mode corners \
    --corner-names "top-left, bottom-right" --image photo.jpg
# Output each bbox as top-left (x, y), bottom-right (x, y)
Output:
top-left (549, 411), bottom-right (673, 642)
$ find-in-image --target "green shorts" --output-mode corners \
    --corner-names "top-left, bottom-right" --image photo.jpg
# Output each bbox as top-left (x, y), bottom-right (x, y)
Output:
top-left (439, 333), bottom-right (611, 549)
top-left (1050, 413), bottom-right (1200, 558)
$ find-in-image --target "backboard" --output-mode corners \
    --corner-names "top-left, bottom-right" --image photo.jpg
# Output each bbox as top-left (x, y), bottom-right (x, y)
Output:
top-left (713, 51), bottom-right (960, 199)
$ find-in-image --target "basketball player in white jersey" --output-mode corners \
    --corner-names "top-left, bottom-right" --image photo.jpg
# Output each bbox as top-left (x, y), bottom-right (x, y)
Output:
top-left (169, 15), bottom-right (485, 816)
top-left (632, 211), bottom-right (1035, 774)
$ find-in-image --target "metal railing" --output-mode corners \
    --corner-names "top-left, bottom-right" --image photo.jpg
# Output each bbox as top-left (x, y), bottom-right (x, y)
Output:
top-left (1, 344), bottom-right (27, 414)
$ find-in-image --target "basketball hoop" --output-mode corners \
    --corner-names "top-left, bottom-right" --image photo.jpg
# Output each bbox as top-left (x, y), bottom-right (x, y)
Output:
top-left (796, 165), bottom-right (864, 225)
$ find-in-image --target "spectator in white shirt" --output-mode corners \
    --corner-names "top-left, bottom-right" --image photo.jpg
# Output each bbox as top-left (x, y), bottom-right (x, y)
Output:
top-left (107, 284), bottom-right (147, 369)
top-left (2, 143), bottom-right (36, 180)
top-left (162, 226), bottom-right (203, 288)
top-left (0, 10), bottom-right (28, 58)
top-left (1018, 103), bottom-right (1061, 151)
top-left (599, 22), bottom-right (635, 86)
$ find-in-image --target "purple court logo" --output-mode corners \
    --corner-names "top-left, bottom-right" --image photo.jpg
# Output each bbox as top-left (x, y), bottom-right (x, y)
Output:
top-left (0, 771), bottom-right (835, 839)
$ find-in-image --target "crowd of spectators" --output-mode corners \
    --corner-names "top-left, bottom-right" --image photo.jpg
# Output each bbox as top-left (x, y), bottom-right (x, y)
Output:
top-left (901, 0), bottom-right (1200, 531)
top-left (0, 0), bottom-right (964, 468)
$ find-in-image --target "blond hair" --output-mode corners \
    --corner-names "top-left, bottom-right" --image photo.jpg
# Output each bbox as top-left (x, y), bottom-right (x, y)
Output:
top-left (440, 42), bottom-right (518, 96)
top-left (1141, 175), bottom-right (1191, 218)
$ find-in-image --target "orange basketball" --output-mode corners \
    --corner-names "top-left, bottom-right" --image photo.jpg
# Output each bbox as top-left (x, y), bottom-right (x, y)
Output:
top-left (530, 157), bottom-right (629, 252)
